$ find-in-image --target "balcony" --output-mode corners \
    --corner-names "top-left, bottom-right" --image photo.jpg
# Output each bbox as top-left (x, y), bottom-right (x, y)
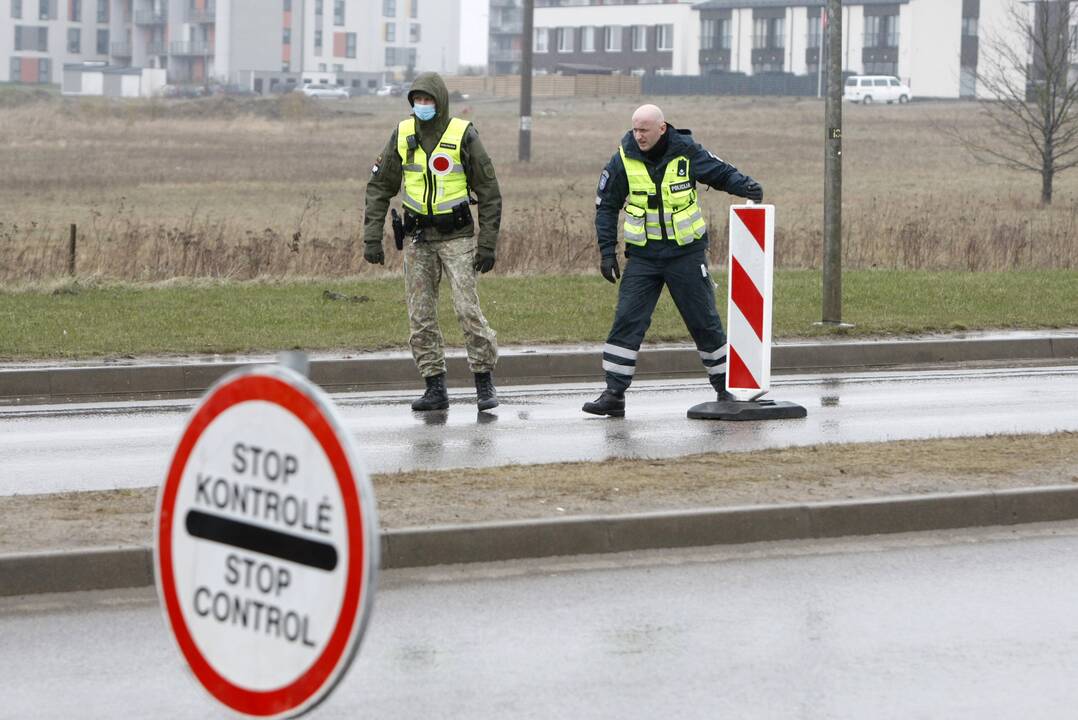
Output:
top-left (111, 42), bottom-right (132, 57)
top-left (170, 40), bottom-right (213, 55)
top-left (134, 10), bottom-right (166, 24)
top-left (188, 5), bottom-right (215, 23)
top-left (700, 35), bottom-right (731, 51)
top-left (863, 32), bottom-right (899, 49)
top-left (146, 40), bottom-right (167, 55)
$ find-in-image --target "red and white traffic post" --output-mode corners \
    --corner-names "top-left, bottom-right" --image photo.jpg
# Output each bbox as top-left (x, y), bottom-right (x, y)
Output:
top-left (688, 202), bottom-right (806, 421)
top-left (155, 362), bottom-right (378, 718)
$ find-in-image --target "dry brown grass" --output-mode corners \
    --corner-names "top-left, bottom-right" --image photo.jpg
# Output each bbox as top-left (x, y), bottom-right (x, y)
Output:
top-left (0, 92), bottom-right (1076, 281)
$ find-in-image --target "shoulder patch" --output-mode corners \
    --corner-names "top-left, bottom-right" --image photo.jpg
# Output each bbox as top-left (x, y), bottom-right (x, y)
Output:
top-left (371, 154), bottom-right (383, 175)
top-left (598, 169), bottom-right (610, 192)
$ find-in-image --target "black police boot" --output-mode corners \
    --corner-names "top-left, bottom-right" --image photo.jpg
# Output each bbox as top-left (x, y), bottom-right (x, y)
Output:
top-left (582, 389), bottom-right (625, 417)
top-left (474, 372), bottom-right (499, 411)
top-left (712, 375), bottom-right (735, 402)
top-left (411, 374), bottom-right (449, 411)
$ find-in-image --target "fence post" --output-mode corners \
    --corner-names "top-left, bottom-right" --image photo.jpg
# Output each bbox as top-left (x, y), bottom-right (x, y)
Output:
top-left (68, 223), bottom-right (77, 277)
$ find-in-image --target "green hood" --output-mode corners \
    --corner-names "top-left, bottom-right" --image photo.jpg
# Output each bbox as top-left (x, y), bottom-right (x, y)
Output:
top-left (407, 72), bottom-right (451, 139)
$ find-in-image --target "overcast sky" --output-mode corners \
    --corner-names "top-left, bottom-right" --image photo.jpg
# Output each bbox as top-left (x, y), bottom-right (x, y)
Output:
top-left (459, 0), bottom-right (490, 67)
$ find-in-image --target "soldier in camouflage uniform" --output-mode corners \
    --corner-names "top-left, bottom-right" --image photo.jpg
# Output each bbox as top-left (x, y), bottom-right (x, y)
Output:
top-left (363, 72), bottom-right (502, 412)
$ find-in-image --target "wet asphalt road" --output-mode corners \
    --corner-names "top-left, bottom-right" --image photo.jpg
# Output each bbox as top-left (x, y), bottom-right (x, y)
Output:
top-left (4, 522), bottom-right (1078, 719)
top-left (2, 365), bottom-right (1076, 496)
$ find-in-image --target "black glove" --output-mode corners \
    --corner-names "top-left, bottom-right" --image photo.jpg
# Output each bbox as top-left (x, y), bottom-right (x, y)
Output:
top-left (600, 254), bottom-right (620, 284)
top-left (473, 245), bottom-right (496, 273)
top-left (364, 242), bottom-right (385, 265)
top-left (742, 180), bottom-right (764, 204)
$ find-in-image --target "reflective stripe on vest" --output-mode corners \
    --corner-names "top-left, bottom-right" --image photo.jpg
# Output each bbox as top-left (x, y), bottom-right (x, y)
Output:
top-left (618, 146), bottom-right (707, 247)
top-left (397, 116), bottom-right (471, 216)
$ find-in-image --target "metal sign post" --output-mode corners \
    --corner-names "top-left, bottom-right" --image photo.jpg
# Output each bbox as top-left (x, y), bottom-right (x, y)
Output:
top-left (155, 362), bottom-right (378, 719)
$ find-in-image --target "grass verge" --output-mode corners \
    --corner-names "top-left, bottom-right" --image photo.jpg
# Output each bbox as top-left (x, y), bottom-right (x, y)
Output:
top-left (1, 270), bottom-right (1075, 359)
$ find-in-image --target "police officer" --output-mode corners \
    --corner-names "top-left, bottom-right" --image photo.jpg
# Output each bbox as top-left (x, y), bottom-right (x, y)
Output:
top-left (583, 104), bottom-right (763, 417)
top-left (363, 72), bottom-right (502, 412)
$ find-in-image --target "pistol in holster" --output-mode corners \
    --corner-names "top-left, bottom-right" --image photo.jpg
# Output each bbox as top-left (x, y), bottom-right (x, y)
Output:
top-left (390, 208), bottom-right (405, 251)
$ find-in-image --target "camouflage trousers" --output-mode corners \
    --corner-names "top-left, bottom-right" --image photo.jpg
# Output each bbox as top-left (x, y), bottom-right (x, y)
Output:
top-left (403, 234), bottom-right (498, 377)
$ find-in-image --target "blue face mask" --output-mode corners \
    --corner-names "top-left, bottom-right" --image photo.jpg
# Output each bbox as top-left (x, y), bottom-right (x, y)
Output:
top-left (413, 103), bottom-right (437, 121)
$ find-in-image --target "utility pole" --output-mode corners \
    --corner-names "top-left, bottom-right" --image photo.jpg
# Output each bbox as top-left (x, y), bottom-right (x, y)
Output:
top-left (821, 0), bottom-right (844, 324)
top-left (519, 0), bottom-right (534, 162)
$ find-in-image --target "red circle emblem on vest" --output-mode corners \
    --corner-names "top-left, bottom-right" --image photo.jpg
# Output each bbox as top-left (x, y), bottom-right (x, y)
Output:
top-left (429, 153), bottom-right (453, 176)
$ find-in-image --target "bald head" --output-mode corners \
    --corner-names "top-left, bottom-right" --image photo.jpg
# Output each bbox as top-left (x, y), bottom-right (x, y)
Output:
top-left (632, 104), bottom-right (667, 152)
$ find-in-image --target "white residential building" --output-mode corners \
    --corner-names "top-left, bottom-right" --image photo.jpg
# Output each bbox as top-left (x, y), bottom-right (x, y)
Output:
top-left (1, 0), bottom-right (460, 91)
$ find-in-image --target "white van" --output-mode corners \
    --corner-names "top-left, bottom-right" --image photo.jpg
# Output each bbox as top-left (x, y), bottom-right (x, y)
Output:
top-left (843, 75), bottom-right (912, 104)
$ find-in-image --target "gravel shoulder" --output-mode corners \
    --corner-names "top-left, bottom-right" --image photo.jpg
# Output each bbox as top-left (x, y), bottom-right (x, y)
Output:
top-left (2, 433), bottom-right (1075, 555)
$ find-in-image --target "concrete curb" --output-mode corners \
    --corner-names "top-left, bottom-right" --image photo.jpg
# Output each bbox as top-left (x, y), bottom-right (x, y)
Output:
top-left (2, 334), bottom-right (1077, 405)
top-left (5, 484), bottom-right (1078, 597)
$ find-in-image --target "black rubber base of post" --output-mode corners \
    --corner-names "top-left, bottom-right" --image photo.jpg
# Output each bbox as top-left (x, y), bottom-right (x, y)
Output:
top-left (687, 399), bottom-right (808, 421)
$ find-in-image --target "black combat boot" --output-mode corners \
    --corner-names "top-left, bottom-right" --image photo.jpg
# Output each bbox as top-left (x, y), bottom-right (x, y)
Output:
top-left (411, 373), bottom-right (449, 411)
top-left (582, 388), bottom-right (625, 417)
top-left (474, 372), bottom-right (499, 411)
top-left (712, 375), bottom-right (735, 402)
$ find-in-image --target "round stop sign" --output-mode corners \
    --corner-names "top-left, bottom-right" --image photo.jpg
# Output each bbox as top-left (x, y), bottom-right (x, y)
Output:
top-left (155, 364), bottom-right (378, 718)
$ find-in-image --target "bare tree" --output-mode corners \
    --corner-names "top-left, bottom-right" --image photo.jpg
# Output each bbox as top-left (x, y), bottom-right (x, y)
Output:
top-left (957, 0), bottom-right (1078, 204)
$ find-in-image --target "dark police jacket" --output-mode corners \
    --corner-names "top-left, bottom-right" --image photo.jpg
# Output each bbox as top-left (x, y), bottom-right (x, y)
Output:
top-left (595, 126), bottom-right (759, 260)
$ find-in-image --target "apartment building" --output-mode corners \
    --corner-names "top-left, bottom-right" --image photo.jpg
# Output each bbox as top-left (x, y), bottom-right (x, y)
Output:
top-left (2, 0), bottom-right (460, 90)
top-left (693, 0), bottom-right (1019, 99)
top-left (532, 0), bottom-right (699, 75)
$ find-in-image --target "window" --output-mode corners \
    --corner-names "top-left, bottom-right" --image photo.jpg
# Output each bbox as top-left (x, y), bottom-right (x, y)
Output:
top-left (409, 23), bottom-right (419, 42)
top-left (860, 78), bottom-right (872, 87)
top-left (604, 25), bottom-right (621, 52)
top-left (14, 25), bottom-right (49, 51)
top-left (346, 32), bottom-right (356, 58)
top-left (581, 26), bottom-right (594, 52)
top-left (10, 57), bottom-right (20, 80)
top-left (11, 0), bottom-right (21, 19)
top-left (410, 0), bottom-right (417, 18)
top-left (38, 0), bottom-right (49, 20)
top-left (283, 28), bottom-right (291, 44)
top-left (962, 17), bottom-right (978, 37)
top-left (753, 17), bottom-right (784, 49)
top-left (69, 0), bottom-right (80, 21)
top-left (631, 25), bottom-right (646, 51)
top-left (315, 0), bottom-right (322, 14)
top-left (67, 27), bottom-right (80, 52)
top-left (845, 77), bottom-right (857, 87)
top-left (283, 0), bottom-right (290, 10)
top-left (96, 0), bottom-right (107, 22)
top-left (806, 15), bottom-right (821, 48)
top-left (534, 27), bottom-right (548, 53)
top-left (38, 57), bottom-right (50, 81)
top-left (318, 62), bottom-right (326, 71)
top-left (314, 30), bottom-right (322, 53)
top-left (333, 0), bottom-right (344, 25)
top-left (656, 24), bottom-right (672, 51)
top-left (557, 27), bottom-right (573, 53)
top-left (889, 78), bottom-right (900, 87)
top-left (385, 46), bottom-right (413, 66)
top-left (873, 78), bottom-right (888, 87)
top-left (701, 18), bottom-right (730, 50)
top-left (864, 15), bottom-right (898, 48)
top-left (384, 22), bottom-right (395, 42)
top-left (333, 63), bottom-right (343, 72)
top-left (96, 28), bottom-right (107, 53)
top-left (383, 0), bottom-right (395, 17)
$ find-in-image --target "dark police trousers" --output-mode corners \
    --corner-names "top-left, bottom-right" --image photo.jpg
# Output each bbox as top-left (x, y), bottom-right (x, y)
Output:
top-left (602, 247), bottom-right (728, 392)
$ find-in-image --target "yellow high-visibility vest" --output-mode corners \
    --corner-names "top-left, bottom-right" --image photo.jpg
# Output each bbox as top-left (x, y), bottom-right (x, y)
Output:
top-left (619, 146), bottom-right (706, 246)
top-left (397, 116), bottom-right (471, 215)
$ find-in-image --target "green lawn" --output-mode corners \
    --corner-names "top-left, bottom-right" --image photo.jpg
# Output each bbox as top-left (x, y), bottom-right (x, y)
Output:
top-left (1, 270), bottom-right (1075, 359)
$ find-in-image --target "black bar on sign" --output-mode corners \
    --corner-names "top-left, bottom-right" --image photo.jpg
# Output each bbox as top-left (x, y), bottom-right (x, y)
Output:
top-left (185, 509), bottom-right (338, 572)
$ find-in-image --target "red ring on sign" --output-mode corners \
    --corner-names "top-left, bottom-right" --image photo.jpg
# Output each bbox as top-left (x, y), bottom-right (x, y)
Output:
top-left (157, 374), bottom-right (367, 717)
